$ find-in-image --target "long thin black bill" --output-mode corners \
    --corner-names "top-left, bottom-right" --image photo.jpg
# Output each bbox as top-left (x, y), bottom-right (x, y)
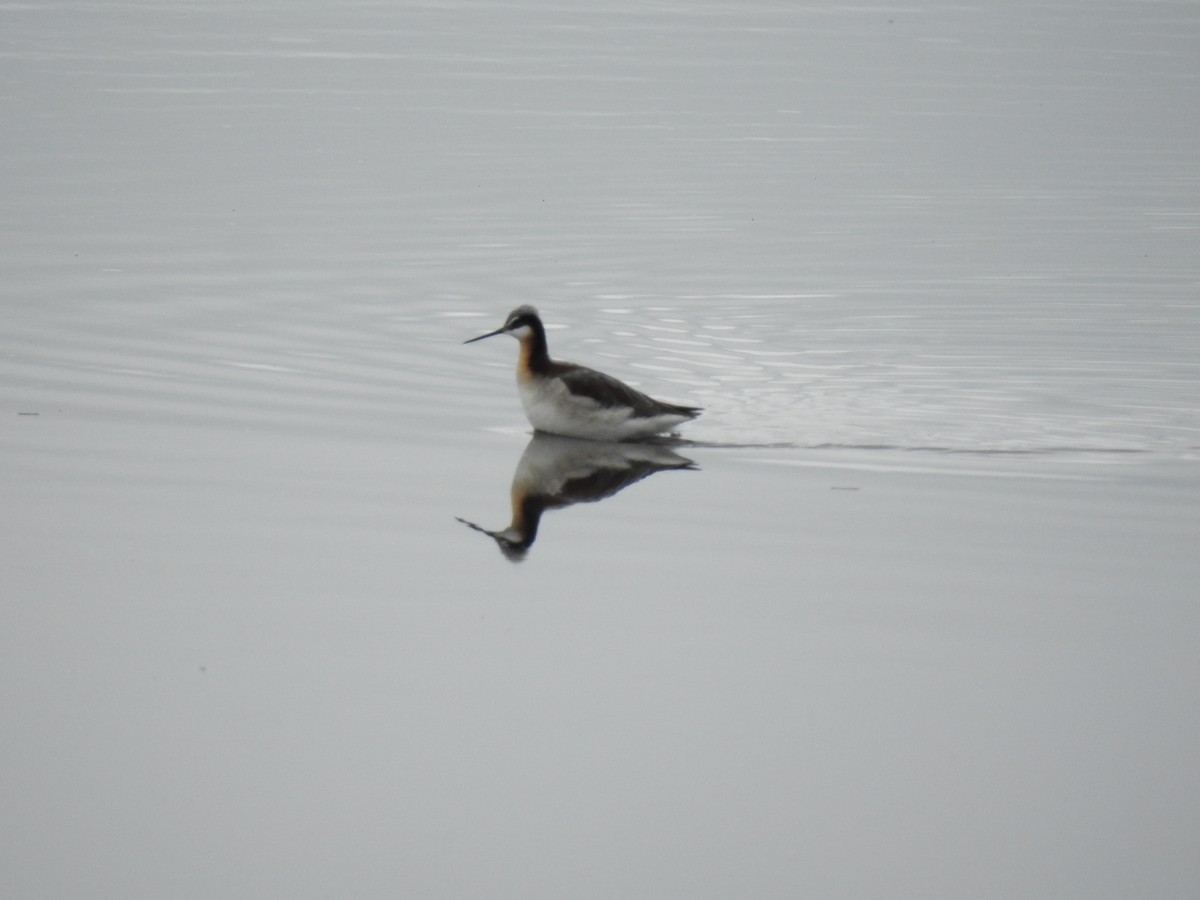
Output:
top-left (463, 327), bottom-right (506, 344)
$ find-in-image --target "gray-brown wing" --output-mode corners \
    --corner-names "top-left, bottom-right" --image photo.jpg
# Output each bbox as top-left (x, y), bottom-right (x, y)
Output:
top-left (554, 362), bottom-right (701, 419)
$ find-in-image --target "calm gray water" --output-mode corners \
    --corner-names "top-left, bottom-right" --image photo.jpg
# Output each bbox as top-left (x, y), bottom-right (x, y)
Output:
top-left (3, 2), bottom-right (1198, 898)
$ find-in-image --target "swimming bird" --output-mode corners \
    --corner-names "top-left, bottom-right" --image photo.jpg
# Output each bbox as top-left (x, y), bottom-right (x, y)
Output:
top-left (464, 305), bottom-right (702, 441)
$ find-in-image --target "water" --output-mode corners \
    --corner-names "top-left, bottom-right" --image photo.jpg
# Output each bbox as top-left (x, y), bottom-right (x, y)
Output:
top-left (3, 2), bottom-right (1198, 898)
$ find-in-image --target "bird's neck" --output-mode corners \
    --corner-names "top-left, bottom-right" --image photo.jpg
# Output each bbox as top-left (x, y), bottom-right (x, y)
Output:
top-left (517, 321), bottom-right (552, 376)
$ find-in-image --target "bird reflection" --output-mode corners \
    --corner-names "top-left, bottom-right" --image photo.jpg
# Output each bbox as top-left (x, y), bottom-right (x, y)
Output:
top-left (457, 433), bottom-right (697, 561)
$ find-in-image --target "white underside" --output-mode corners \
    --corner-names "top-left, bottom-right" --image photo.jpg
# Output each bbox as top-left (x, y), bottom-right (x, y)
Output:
top-left (518, 376), bottom-right (689, 441)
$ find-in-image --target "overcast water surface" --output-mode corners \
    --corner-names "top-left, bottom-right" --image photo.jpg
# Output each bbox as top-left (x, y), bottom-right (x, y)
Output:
top-left (3, 2), bottom-right (1199, 898)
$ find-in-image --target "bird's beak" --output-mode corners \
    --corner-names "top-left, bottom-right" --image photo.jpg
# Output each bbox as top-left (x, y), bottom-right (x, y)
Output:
top-left (464, 326), bottom-right (507, 345)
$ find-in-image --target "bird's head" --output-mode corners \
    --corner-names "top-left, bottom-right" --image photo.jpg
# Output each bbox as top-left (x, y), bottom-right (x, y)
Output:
top-left (464, 305), bottom-right (542, 344)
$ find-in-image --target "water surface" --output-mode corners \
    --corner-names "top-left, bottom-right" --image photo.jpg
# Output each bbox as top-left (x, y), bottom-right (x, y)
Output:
top-left (3, 2), bottom-right (1198, 898)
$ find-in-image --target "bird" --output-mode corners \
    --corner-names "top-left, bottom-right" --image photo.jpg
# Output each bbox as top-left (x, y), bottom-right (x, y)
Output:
top-left (464, 305), bottom-right (702, 441)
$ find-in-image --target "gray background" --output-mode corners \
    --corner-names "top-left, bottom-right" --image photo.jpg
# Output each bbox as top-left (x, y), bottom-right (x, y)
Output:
top-left (4, 2), bottom-right (1198, 898)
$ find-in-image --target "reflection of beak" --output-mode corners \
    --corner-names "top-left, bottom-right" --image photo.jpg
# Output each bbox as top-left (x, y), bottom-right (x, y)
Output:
top-left (464, 326), bottom-right (507, 345)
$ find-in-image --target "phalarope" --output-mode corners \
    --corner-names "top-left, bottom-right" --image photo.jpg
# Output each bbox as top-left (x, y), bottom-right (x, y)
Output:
top-left (465, 305), bottom-right (702, 441)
